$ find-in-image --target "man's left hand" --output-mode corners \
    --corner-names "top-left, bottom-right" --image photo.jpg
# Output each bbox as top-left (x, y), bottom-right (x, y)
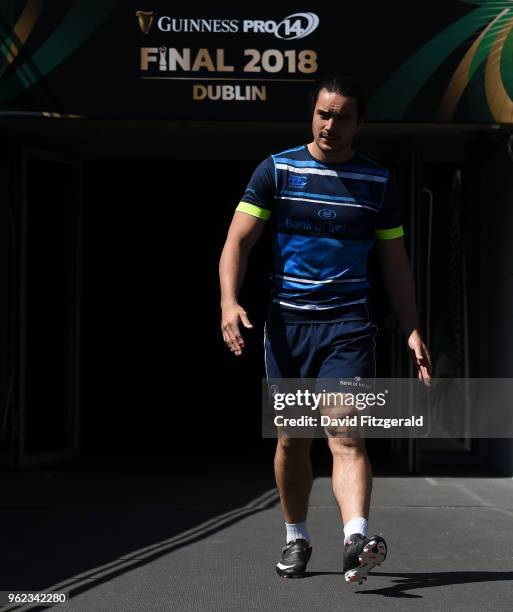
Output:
top-left (407, 331), bottom-right (432, 386)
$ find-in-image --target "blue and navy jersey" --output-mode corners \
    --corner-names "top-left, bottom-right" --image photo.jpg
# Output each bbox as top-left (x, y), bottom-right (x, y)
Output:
top-left (236, 144), bottom-right (404, 322)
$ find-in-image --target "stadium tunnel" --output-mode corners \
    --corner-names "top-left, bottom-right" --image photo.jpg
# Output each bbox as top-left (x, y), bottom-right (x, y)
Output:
top-left (1, 118), bottom-right (513, 475)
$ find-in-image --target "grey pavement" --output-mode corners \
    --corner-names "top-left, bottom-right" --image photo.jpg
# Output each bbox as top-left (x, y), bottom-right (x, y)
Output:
top-left (0, 465), bottom-right (512, 611)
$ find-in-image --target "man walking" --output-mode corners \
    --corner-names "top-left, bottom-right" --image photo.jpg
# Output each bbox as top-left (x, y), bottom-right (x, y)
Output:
top-left (219, 75), bottom-right (431, 584)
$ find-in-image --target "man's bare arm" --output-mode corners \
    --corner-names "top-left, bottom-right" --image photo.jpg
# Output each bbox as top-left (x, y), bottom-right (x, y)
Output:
top-left (375, 237), bottom-right (432, 384)
top-left (219, 211), bottom-right (266, 356)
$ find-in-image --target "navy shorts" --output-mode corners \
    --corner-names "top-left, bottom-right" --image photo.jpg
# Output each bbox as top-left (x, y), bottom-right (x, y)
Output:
top-left (264, 308), bottom-right (378, 381)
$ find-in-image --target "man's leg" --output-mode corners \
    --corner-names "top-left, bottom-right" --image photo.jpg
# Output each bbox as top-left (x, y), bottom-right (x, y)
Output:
top-left (327, 434), bottom-right (387, 584)
top-left (274, 435), bottom-right (313, 523)
top-left (316, 318), bottom-right (386, 582)
top-left (274, 435), bottom-right (314, 578)
top-left (328, 436), bottom-right (372, 525)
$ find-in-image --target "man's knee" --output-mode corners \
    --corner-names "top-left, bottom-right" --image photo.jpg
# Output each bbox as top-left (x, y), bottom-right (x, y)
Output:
top-left (327, 435), bottom-right (366, 456)
top-left (276, 435), bottom-right (313, 455)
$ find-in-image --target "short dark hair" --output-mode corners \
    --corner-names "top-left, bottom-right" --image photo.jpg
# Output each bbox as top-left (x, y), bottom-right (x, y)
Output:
top-left (310, 75), bottom-right (366, 122)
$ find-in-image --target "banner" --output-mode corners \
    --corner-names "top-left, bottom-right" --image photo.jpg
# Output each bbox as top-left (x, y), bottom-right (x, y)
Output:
top-left (0, 1), bottom-right (512, 123)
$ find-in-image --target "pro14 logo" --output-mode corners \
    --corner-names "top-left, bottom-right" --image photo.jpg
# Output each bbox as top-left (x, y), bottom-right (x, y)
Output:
top-left (253, 13), bottom-right (320, 40)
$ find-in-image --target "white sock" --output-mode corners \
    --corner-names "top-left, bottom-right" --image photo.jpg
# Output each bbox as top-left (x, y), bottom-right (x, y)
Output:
top-left (343, 517), bottom-right (368, 544)
top-left (285, 521), bottom-right (311, 544)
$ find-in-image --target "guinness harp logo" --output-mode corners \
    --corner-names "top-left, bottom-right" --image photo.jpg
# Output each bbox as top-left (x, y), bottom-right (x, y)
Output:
top-left (135, 10), bottom-right (156, 34)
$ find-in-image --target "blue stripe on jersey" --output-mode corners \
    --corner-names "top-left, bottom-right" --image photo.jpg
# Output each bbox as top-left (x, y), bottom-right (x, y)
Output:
top-left (275, 158), bottom-right (332, 168)
top-left (275, 164), bottom-right (388, 184)
top-left (272, 296), bottom-right (368, 311)
top-left (277, 276), bottom-right (368, 289)
top-left (275, 296), bottom-right (368, 308)
top-left (274, 233), bottom-right (372, 281)
top-left (277, 278), bottom-right (369, 298)
top-left (281, 190), bottom-right (380, 209)
top-left (275, 272), bottom-right (366, 284)
top-left (282, 190), bottom-right (359, 203)
top-left (276, 145), bottom-right (306, 156)
top-left (274, 157), bottom-right (389, 178)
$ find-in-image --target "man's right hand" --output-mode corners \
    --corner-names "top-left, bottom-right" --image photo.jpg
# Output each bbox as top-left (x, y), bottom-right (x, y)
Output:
top-left (221, 303), bottom-right (254, 357)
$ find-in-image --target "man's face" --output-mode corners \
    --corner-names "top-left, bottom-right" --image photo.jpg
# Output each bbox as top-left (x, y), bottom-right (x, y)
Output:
top-left (311, 89), bottom-right (362, 158)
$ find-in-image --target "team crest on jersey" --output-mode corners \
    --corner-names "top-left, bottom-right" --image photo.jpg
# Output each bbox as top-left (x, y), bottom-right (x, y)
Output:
top-left (288, 175), bottom-right (308, 188)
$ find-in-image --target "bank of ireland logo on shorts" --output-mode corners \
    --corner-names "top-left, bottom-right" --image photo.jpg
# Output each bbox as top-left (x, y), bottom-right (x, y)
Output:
top-left (288, 175), bottom-right (308, 188)
top-left (318, 209), bottom-right (336, 221)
